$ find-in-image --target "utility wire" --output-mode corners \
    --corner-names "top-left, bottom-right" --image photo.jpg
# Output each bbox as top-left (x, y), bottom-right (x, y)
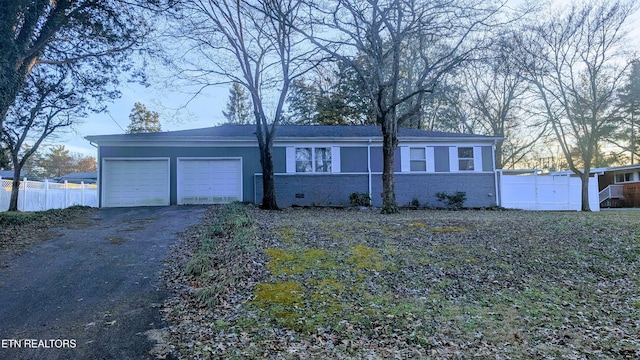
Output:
top-left (105, 109), bottom-right (126, 133)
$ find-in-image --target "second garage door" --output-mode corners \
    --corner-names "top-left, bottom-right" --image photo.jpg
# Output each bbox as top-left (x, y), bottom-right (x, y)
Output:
top-left (177, 158), bottom-right (242, 205)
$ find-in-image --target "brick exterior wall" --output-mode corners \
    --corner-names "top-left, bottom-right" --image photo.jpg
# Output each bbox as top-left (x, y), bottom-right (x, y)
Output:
top-left (255, 172), bottom-right (497, 208)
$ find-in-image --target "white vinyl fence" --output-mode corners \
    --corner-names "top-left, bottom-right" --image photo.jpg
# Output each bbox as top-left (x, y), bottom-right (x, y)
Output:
top-left (499, 170), bottom-right (600, 211)
top-left (1, 178), bottom-right (98, 212)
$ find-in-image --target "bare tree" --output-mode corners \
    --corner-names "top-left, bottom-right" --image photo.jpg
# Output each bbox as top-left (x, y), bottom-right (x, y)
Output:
top-left (1, 68), bottom-right (81, 211)
top-left (294, 0), bottom-right (504, 213)
top-left (516, 0), bottom-right (637, 211)
top-left (462, 38), bottom-right (548, 169)
top-left (165, 0), bottom-right (317, 210)
top-left (0, 1), bottom-right (150, 130)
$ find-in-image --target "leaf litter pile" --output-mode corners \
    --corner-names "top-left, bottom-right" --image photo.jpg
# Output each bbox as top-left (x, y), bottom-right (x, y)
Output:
top-left (160, 205), bottom-right (640, 359)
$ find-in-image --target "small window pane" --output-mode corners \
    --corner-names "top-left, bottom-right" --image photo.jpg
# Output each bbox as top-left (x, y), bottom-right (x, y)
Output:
top-left (296, 148), bottom-right (312, 172)
top-left (315, 148), bottom-right (332, 172)
top-left (459, 159), bottom-right (474, 170)
top-left (411, 161), bottom-right (426, 171)
top-left (458, 147), bottom-right (474, 158)
top-left (410, 148), bottom-right (426, 160)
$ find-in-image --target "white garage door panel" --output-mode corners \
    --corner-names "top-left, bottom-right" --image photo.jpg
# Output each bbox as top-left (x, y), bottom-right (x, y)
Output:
top-left (103, 159), bottom-right (170, 207)
top-left (178, 159), bottom-right (242, 204)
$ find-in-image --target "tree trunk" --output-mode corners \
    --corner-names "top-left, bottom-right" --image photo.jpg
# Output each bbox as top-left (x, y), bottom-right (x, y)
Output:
top-left (580, 171), bottom-right (591, 212)
top-left (8, 167), bottom-right (21, 212)
top-left (259, 139), bottom-right (279, 210)
top-left (495, 141), bottom-right (503, 169)
top-left (380, 119), bottom-right (398, 214)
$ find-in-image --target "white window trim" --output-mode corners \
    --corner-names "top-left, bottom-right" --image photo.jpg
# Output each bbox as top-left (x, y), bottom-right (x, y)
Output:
top-left (400, 146), bottom-right (411, 172)
top-left (331, 146), bottom-right (341, 173)
top-left (426, 147), bottom-right (435, 172)
top-left (473, 146), bottom-right (483, 172)
top-left (403, 146), bottom-right (437, 173)
top-left (614, 172), bottom-right (635, 183)
top-left (286, 147), bottom-right (296, 173)
top-left (449, 147), bottom-right (459, 172)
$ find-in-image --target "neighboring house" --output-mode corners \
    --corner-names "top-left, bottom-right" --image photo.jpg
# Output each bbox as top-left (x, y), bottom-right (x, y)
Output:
top-left (56, 172), bottom-right (98, 184)
top-left (0, 170), bottom-right (32, 180)
top-left (85, 124), bottom-right (501, 208)
top-left (596, 164), bottom-right (640, 208)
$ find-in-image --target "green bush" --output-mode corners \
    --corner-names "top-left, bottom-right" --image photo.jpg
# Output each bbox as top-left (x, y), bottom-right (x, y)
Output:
top-left (349, 192), bottom-right (371, 207)
top-left (436, 191), bottom-right (466, 210)
top-left (0, 212), bottom-right (43, 228)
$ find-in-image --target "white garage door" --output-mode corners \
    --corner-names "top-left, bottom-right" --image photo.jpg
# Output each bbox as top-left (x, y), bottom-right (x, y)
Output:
top-left (102, 159), bottom-right (170, 207)
top-left (177, 158), bottom-right (242, 204)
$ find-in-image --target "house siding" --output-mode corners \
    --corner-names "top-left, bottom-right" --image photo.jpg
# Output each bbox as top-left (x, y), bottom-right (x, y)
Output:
top-left (98, 145), bottom-right (286, 205)
top-left (340, 147), bottom-right (369, 173)
top-left (387, 173), bottom-right (496, 208)
top-left (370, 147), bottom-right (401, 172)
top-left (255, 174), bottom-right (368, 207)
top-left (256, 172), bottom-right (497, 208)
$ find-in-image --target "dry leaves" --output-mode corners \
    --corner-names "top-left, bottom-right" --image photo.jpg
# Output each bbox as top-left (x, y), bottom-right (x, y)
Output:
top-left (160, 206), bottom-right (640, 359)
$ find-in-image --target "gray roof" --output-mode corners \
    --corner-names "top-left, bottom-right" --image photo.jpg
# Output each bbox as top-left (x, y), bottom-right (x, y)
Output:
top-left (86, 124), bottom-right (501, 143)
top-left (0, 170), bottom-right (29, 180)
top-left (58, 172), bottom-right (97, 180)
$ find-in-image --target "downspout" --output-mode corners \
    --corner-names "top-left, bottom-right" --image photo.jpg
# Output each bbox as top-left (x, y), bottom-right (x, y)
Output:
top-left (493, 140), bottom-right (500, 207)
top-left (368, 138), bottom-right (372, 205)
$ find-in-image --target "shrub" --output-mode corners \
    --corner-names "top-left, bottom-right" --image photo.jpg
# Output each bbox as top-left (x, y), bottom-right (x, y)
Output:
top-left (349, 192), bottom-right (371, 207)
top-left (410, 197), bottom-right (421, 208)
top-left (436, 191), bottom-right (466, 210)
top-left (0, 212), bottom-right (43, 228)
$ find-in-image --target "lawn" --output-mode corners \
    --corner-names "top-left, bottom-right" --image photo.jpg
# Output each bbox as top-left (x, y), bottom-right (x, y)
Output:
top-left (163, 205), bottom-right (640, 359)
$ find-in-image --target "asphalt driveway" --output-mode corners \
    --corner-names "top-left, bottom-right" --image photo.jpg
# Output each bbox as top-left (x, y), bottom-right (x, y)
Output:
top-left (0, 205), bottom-right (208, 360)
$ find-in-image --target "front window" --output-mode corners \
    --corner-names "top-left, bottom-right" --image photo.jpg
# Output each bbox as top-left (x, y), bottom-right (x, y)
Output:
top-left (615, 172), bottom-right (633, 183)
top-left (410, 148), bottom-right (426, 171)
top-left (296, 147), bottom-right (332, 173)
top-left (458, 147), bottom-right (474, 171)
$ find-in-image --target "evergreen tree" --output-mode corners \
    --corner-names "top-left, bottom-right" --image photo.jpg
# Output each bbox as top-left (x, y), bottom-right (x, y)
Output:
top-left (222, 82), bottom-right (253, 124)
top-left (38, 145), bottom-right (74, 178)
top-left (126, 102), bottom-right (162, 134)
top-left (287, 62), bottom-right (373, 125)
top-left (616, 59), bottom-right (640, 163)
top-left (0, 144), bottom-right (9, 170)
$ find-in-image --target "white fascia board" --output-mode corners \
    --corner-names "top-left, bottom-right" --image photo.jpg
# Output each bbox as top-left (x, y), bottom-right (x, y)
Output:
top-left (274, 136), bottom-right (501, 144)
top-left (87, 139), bottom-right (259, 147)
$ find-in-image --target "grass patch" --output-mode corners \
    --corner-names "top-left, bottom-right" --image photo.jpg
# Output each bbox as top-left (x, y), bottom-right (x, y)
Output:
top-left (184, 202), bottom-right (259, 307)
top-left (244, 209), bottom-right (640, 358)
top-left (0, 211), bottom-right (44, 228)
top-left (169, 208), bottom-right (640, 359)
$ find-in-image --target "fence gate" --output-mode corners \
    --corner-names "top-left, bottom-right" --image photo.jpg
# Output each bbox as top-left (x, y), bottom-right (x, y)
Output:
top-left (499, 170), bottom-right (600, 211)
